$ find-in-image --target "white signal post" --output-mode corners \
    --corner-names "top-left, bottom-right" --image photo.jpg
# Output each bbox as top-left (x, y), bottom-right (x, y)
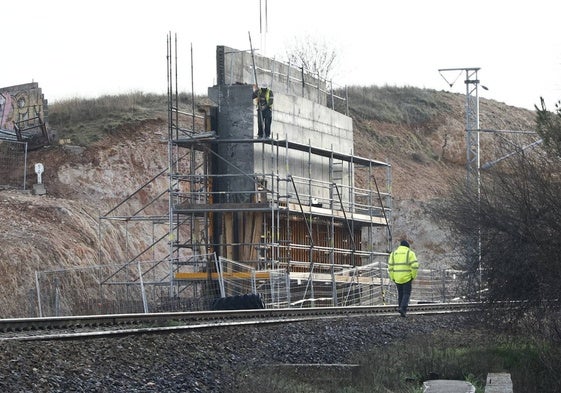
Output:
top-left (35, 163), bottom-right (44, 184)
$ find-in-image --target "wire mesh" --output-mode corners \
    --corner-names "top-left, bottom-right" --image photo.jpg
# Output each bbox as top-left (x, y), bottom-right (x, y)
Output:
top-left (0, 140), bottom-right (27, 189)
top-left (34, 257), bottom-right (469, 317)
top-left (34, 261), bottom-right (170, 317)
top-left (216, 256), bottom-right (258, 297)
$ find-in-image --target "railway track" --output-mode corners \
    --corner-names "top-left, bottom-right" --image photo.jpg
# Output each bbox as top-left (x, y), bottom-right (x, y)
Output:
top-left (0, 302), bottom-right (479, 341)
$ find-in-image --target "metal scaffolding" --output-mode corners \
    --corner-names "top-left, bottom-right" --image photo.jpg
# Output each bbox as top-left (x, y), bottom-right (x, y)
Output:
top-left (168, 132), bottom-right (393, 307)
top-left (93, 35), bottom-right (395, 312)
top-left (157, 35), bottom-right (394, 309)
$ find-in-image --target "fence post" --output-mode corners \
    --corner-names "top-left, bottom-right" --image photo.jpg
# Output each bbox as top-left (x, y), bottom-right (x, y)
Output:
top-left (442, 269), bottom-right (447, 303)
top-left (138, 262), bottom-right (149, 313)
top-left (54, 277), bottom-right (61, 316)
top-left (35, 271), bottom-right (43, 317)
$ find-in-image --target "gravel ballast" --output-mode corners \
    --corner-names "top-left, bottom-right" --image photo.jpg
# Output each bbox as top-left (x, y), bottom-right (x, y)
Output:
top-left (0, 314), bottom-right (473, 392)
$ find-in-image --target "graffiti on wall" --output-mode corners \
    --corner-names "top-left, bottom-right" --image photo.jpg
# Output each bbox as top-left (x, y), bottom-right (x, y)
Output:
top-left (0, 82), bottom-right (50, 148)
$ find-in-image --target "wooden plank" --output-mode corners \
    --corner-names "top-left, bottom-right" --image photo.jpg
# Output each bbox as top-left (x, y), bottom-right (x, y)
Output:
top-left (175, 272), bottom-right (270, 280)
top-left (225, 212), bottom-right (233, 260)
top-left (251, 212), bottom-right (263, 262)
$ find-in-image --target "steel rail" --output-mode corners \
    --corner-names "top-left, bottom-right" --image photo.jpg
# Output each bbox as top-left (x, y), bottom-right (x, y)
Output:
top-left (0, 302), bottom-right (480, 341)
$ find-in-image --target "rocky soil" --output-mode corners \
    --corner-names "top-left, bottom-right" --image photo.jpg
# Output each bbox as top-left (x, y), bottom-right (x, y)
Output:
top-left (0, 120), bottom-right (170, 318)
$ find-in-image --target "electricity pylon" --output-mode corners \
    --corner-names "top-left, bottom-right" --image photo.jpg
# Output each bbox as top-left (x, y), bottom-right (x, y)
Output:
top-left (439, 67), bottom-right (483, 299)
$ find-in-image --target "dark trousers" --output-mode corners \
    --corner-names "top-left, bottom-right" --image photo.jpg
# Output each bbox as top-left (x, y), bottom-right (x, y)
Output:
top-left (396, 280), bottom-right (412, 313)
top-left (257, 108), bottom-right (272, 138)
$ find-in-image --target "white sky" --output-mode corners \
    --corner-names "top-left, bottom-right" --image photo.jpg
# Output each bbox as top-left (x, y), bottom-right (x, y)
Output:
top-left (2, 0), bottom-right (560, 110)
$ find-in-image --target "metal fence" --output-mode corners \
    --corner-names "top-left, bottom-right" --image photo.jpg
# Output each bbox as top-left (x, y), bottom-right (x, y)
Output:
top-left (216, 256), bottom-right (290, 309)
top-left (34, 261), bottom-right (172, 317)
top-left (283, 264), bottom-right (468, 308)
top-left (33, 257), bottom-right (469, 317)
top-left (0, 139), bottom-right (27, 189)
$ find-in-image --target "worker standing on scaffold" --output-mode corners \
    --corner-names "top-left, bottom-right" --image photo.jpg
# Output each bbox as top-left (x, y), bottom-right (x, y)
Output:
top-left (252, 84), bottom-right (274, 139)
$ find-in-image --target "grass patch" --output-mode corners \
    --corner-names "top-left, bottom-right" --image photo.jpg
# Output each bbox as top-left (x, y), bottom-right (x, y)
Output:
top-left (47, 86), bottom-right (453, 147)
top-left (351, 330), bottom-right (558, 393)
top-left (236, 328), bottom-right (560, 393)
top-left (48, 92), bottom-right (201, 146)
top-left (341, 85), bottom-right (453, 127)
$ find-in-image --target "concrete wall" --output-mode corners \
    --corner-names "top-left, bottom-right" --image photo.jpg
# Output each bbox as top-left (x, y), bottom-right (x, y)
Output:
top-left (210, 45), bottom-right (355, 204)
top-left (272, 93), bottom-right (352, 147)
top-left (216, 45), bottom-right (329, 106)
top-left (208, 82), bottom-right (354, 203)
top-left (265, 92), bottom-right (354, 202)
top-left (0, 82), bottom-right (47, 131)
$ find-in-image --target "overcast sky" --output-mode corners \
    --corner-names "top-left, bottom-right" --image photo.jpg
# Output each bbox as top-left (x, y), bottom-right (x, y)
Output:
top-left (2, 0), bottom-right (560, 110)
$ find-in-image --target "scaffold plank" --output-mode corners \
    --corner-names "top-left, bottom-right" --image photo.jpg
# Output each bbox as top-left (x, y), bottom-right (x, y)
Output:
top-left (174, 272), bottom-right (271, 280)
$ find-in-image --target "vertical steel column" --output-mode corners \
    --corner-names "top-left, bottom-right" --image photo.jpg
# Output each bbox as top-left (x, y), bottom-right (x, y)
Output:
top-left (464, 68), bottom-right (482, 300)
top-left (386, 162), bottom-right (393, 251)
top-left (464, 68), bottom-right (481, 193)
top-left (307, 140), bottom-right (314, 302)
top-left (189, 43), bottom-right (198, 274)
top-left (367, 162), bottom-right (373, 265)
top-left (329, 147), bottom-right (337, 305)
top-left (269, 135), bottom-right (276, 267)
top-left (259, 140), bottom-right (267, 269)
top-left (349, 152), bottom-right (356, 267)
top-left (439, 67), bottom-right (482, 299)
top-left (284, 138), bottom-right (291, 304)
top-left (166, 33), bottom-right (173, 297)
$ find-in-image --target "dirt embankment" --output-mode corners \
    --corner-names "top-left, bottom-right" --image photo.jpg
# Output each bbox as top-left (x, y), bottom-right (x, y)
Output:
top-left (352, 93), bottom-right (537, 261)
top-left (0, 120), bottom-right (169, 317)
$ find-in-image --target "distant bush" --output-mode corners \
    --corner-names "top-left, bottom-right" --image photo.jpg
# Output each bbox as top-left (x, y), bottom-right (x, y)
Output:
top-left (50, 92), bottom-right (165, 123)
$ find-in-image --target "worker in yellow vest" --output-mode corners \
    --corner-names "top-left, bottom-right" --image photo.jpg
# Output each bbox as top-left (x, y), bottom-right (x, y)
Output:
top-left (252, 84), bottom-right (274, 139)
top-left (388, 240), bottom-right (419, 317)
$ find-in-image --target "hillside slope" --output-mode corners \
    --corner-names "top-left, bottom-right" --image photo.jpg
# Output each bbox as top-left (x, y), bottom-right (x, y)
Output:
top-left (347, 87), bottom-right (537, 260)
top-left (0, 87), bottom-right (538, 317)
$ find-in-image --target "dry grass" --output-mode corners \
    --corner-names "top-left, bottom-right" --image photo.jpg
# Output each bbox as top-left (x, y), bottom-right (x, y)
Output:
top-left (48, 91), bottom-right (204, 146)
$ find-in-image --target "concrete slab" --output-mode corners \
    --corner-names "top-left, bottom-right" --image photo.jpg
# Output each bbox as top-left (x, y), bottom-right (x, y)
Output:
top-left (423, 379), bottom-right (475, 393)
top-left (32, 183), bottom-right (46, 195)
top-left (485, 373), bottom-right (513, 393)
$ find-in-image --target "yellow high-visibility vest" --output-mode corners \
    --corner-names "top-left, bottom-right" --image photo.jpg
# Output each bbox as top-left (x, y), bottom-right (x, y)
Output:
top-left (388, 245), bottom-right (419, 284)
top-left (257, 88), bottom-right (273, 109)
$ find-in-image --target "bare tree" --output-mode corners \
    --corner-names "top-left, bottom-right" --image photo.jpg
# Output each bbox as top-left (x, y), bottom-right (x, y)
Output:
top-left (283, 35), bottom-right (338, 82)
top-left (432, 104), bottom-right (561, 308)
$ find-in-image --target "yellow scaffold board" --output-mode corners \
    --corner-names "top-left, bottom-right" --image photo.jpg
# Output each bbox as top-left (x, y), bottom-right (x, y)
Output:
top-left (174, 271), bottom-right (271, 280)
